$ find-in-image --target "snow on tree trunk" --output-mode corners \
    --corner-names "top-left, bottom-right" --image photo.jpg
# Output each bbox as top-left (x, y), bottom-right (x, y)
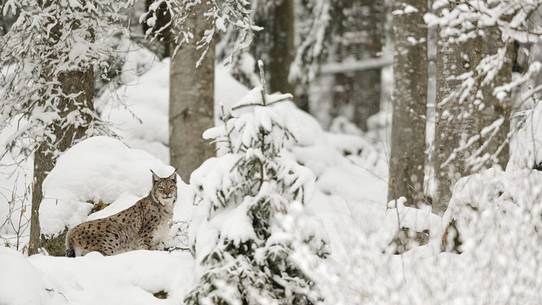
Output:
top-left (387, 0), bottom-right (428, 207)
top-left (29, 59), bottom-right (95, 256)
top-left (252, 0), bottom-right (299, 108)
top-left (27, 10), bottom-right (96, 255)
top-left (34, 69), bottom-right (94, 256)
top-left (433, 34), bottom-right (475, 214)
top-left (169, 1), bottom-right (215, 180)
top-left (478, 27), bottom-right (512, 169)
top-left (433, 18), bottom-right (512, 213)
top-left (331, 0), bottom-right (384, 131)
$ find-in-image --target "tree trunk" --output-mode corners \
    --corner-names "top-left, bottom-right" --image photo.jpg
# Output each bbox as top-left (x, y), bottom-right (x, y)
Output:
top-left (478, 28), bottom-right (512, 169)
top-left (433, 36), bottom-right (477, 214)
top-left (252, 0), bottom-right (298, 106)
top-left (169, 1), bottom-right (215, 181)
top-left (433, 24), bottom-right (511, 214)
top-left (331, 0), bottom-right (384, 131)
top-left (28, 69), bottom-right (94, 255)
top-left (387, 0), bottom-right (428, 207)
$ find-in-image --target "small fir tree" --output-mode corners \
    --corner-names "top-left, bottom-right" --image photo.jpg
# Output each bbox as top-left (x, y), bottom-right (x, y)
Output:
top-left (185, 62), bottom-right (328, 305)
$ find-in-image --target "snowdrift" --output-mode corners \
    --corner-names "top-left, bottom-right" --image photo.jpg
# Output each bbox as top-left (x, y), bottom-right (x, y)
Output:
top-left (0, 247), bottom-right (194, 305)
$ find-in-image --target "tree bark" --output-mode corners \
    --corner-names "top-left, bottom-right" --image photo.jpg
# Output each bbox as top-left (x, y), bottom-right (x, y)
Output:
top-left (252, 0), bottom-right (298, 106)
top-left (387, 0), bottom-right (428, 207)
top-left (331, 0), bottom-right (384, 131)
top-left (433, 23), bottom-right (511, 214)
top-left (478, 28), bottom-right (512, 169)
top-left (433, 37), bottom-right (476, 214)
top-left (169, 1), bottom-right (215, 181)
top-left (28, 69), bottom-right (94, 255)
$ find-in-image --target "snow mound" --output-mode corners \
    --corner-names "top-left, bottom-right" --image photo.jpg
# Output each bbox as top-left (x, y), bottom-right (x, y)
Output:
top-left (0, 247), bottom-right (194, 305)
top-left (39, 136), bottom-right (179, 237)
top-left (0, 247), bottom-right (44, 305)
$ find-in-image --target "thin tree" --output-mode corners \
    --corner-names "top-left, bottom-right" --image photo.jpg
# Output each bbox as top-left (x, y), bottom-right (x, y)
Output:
top-left (331, 0), bottom-right (385, 131)
top-left (29, 71), bottom-right (94, 255)
top-left (251, 0), bottom-right (299, 107)
top-left (168, 1), bottom-right (215, 179)
top-left (387, 0), bottom-right (428, 207)
top-left (28, 2), bottom-right (97, 256)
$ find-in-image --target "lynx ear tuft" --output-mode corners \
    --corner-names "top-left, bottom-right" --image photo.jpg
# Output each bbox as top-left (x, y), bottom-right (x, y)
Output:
top-left (168, 170), bottom-right (177, 182)
top-left (150, 169), bottom-right (160, 184)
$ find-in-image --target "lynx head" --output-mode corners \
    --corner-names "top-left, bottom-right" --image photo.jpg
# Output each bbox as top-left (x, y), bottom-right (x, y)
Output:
top-left (150, 169), bottom-right (177, 206)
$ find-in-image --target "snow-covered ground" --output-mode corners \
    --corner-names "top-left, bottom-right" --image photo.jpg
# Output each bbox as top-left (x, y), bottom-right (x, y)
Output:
top-left (0, 246), bottom-right (194, 305)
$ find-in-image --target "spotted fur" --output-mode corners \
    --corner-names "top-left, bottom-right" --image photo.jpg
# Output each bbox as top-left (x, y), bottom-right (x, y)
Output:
top-left (65, 170), bottom-right (177, 256)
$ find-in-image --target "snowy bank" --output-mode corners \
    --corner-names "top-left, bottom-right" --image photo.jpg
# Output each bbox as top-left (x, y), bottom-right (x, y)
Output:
top-left (0, 246), bottom-right (194, 305)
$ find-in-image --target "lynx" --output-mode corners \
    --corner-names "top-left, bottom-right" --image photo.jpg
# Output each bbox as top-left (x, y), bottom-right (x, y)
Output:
top-left (65, 170), bottom-right (177, 257)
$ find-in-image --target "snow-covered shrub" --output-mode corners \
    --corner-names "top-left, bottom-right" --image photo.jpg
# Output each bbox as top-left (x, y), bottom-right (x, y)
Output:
top-left (185, 87), bottom-right (328, 305)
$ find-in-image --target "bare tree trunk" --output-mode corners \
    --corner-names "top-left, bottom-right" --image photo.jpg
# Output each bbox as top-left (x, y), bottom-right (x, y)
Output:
top-left (169, 1), bottom-right (215, 181)
top-left (331, 0), bottom-right (384, 131)
top-left (252, 0), bottom-right (298, 105)
top-left (387, 0), bottom-right (428, 207)
top-left (28, 69), bottom-right (94, 255)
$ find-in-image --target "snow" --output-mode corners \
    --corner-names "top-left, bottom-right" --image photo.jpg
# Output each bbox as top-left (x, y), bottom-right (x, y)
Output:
top-left (0, 246), bottom-right (195, 305)
top-left (508, 100), bottom-right (542, 170)
top-left (211, 202), bottom-right (256, 246)
top-left (0, 247), bottom-right (44, 305)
